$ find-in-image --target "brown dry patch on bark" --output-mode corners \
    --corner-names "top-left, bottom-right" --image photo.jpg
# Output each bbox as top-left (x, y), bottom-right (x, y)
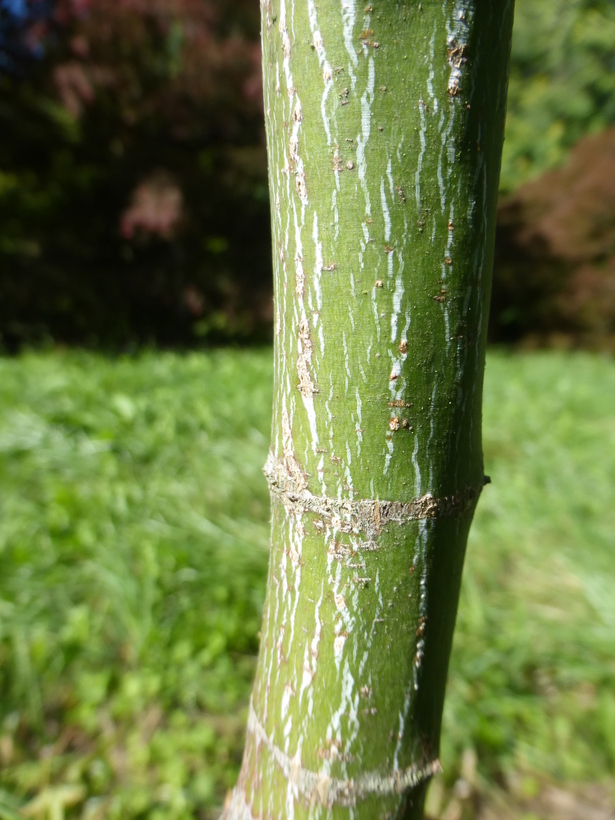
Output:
top-left (296, 317), bottom-right (318, 398)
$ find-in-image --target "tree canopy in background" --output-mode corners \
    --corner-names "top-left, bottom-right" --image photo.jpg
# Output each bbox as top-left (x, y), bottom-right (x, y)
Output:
top-left (0, 0), bottom-right (614, 349)
top-left (0, 0), bottom-right (54, 73)
top-left (493, 128), bottom-right (615, 346)
top-left (0, 0), bottom-right (269, 348)
top-left (501, 0), bottom-right (615, 193)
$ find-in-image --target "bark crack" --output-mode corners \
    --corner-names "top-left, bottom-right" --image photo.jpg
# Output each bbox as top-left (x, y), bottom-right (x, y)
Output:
top-left (245, 699), bottom-right (441, 808)
top-left (264, 451), bottom-right (481, 538)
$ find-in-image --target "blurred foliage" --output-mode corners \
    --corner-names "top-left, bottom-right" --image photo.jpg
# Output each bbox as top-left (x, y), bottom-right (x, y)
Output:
top-left (491, 128), bottom-right (615, 348)
top-left (0, 0), bottom-right (614, 348)
top-left (493, 0), bottom-right (615, 349)
top-left (501, 0), bottom-right (615, 193)
top-left (0, 0), bottom-right (55, 73)
top-left (0, 350), bottom-right (613, 817)
top-left (0, 0), bottom-right (271, 350)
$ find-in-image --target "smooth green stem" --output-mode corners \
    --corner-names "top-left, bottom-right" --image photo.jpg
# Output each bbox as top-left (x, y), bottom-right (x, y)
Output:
top-left (223, 1), bottom-right (514, 817)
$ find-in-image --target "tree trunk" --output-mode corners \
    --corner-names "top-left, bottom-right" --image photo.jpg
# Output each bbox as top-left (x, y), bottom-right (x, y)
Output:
top-left (223, 1), bottom-right (514, 817)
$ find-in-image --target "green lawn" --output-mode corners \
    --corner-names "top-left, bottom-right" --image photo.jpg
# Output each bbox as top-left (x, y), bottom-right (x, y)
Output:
top-left (0, 349), bottom-right (613, 819)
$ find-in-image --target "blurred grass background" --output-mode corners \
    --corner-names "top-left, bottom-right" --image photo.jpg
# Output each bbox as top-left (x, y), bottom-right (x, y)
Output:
top-left (0, 350), bottom-right (613, 819)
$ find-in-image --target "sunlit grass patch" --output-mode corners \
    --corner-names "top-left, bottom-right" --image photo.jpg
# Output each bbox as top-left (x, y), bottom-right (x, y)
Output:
top-left (441, 352), bottom-right (615, 814)
top-left (0, 350), bottom-right (272, 819)
top-left (0, 349), bottom-right (613, 818)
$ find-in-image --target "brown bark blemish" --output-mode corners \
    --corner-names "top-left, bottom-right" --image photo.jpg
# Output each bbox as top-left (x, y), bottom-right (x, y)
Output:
top-left (297, 317), bottom-right (318, 398)
top-left (295, 171), bottom-right (308, 202)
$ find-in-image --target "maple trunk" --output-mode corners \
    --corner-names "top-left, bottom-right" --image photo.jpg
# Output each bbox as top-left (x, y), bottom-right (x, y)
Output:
top-left (223, 1), bottom-right (514, 817)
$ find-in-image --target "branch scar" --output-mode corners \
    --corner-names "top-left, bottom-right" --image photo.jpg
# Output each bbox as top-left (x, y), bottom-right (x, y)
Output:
top-left (264, 451), bottom-right (481, 537)
top-left (245, 699), bottom-right (442, 807)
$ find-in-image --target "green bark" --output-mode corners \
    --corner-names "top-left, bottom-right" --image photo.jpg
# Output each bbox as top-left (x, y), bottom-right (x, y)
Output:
top-left (223, 1), bottom-right (514, 817)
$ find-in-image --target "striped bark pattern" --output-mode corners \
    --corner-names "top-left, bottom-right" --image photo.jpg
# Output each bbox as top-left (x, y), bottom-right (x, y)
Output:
top-left (223, 1), bottom-right (514, 817)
